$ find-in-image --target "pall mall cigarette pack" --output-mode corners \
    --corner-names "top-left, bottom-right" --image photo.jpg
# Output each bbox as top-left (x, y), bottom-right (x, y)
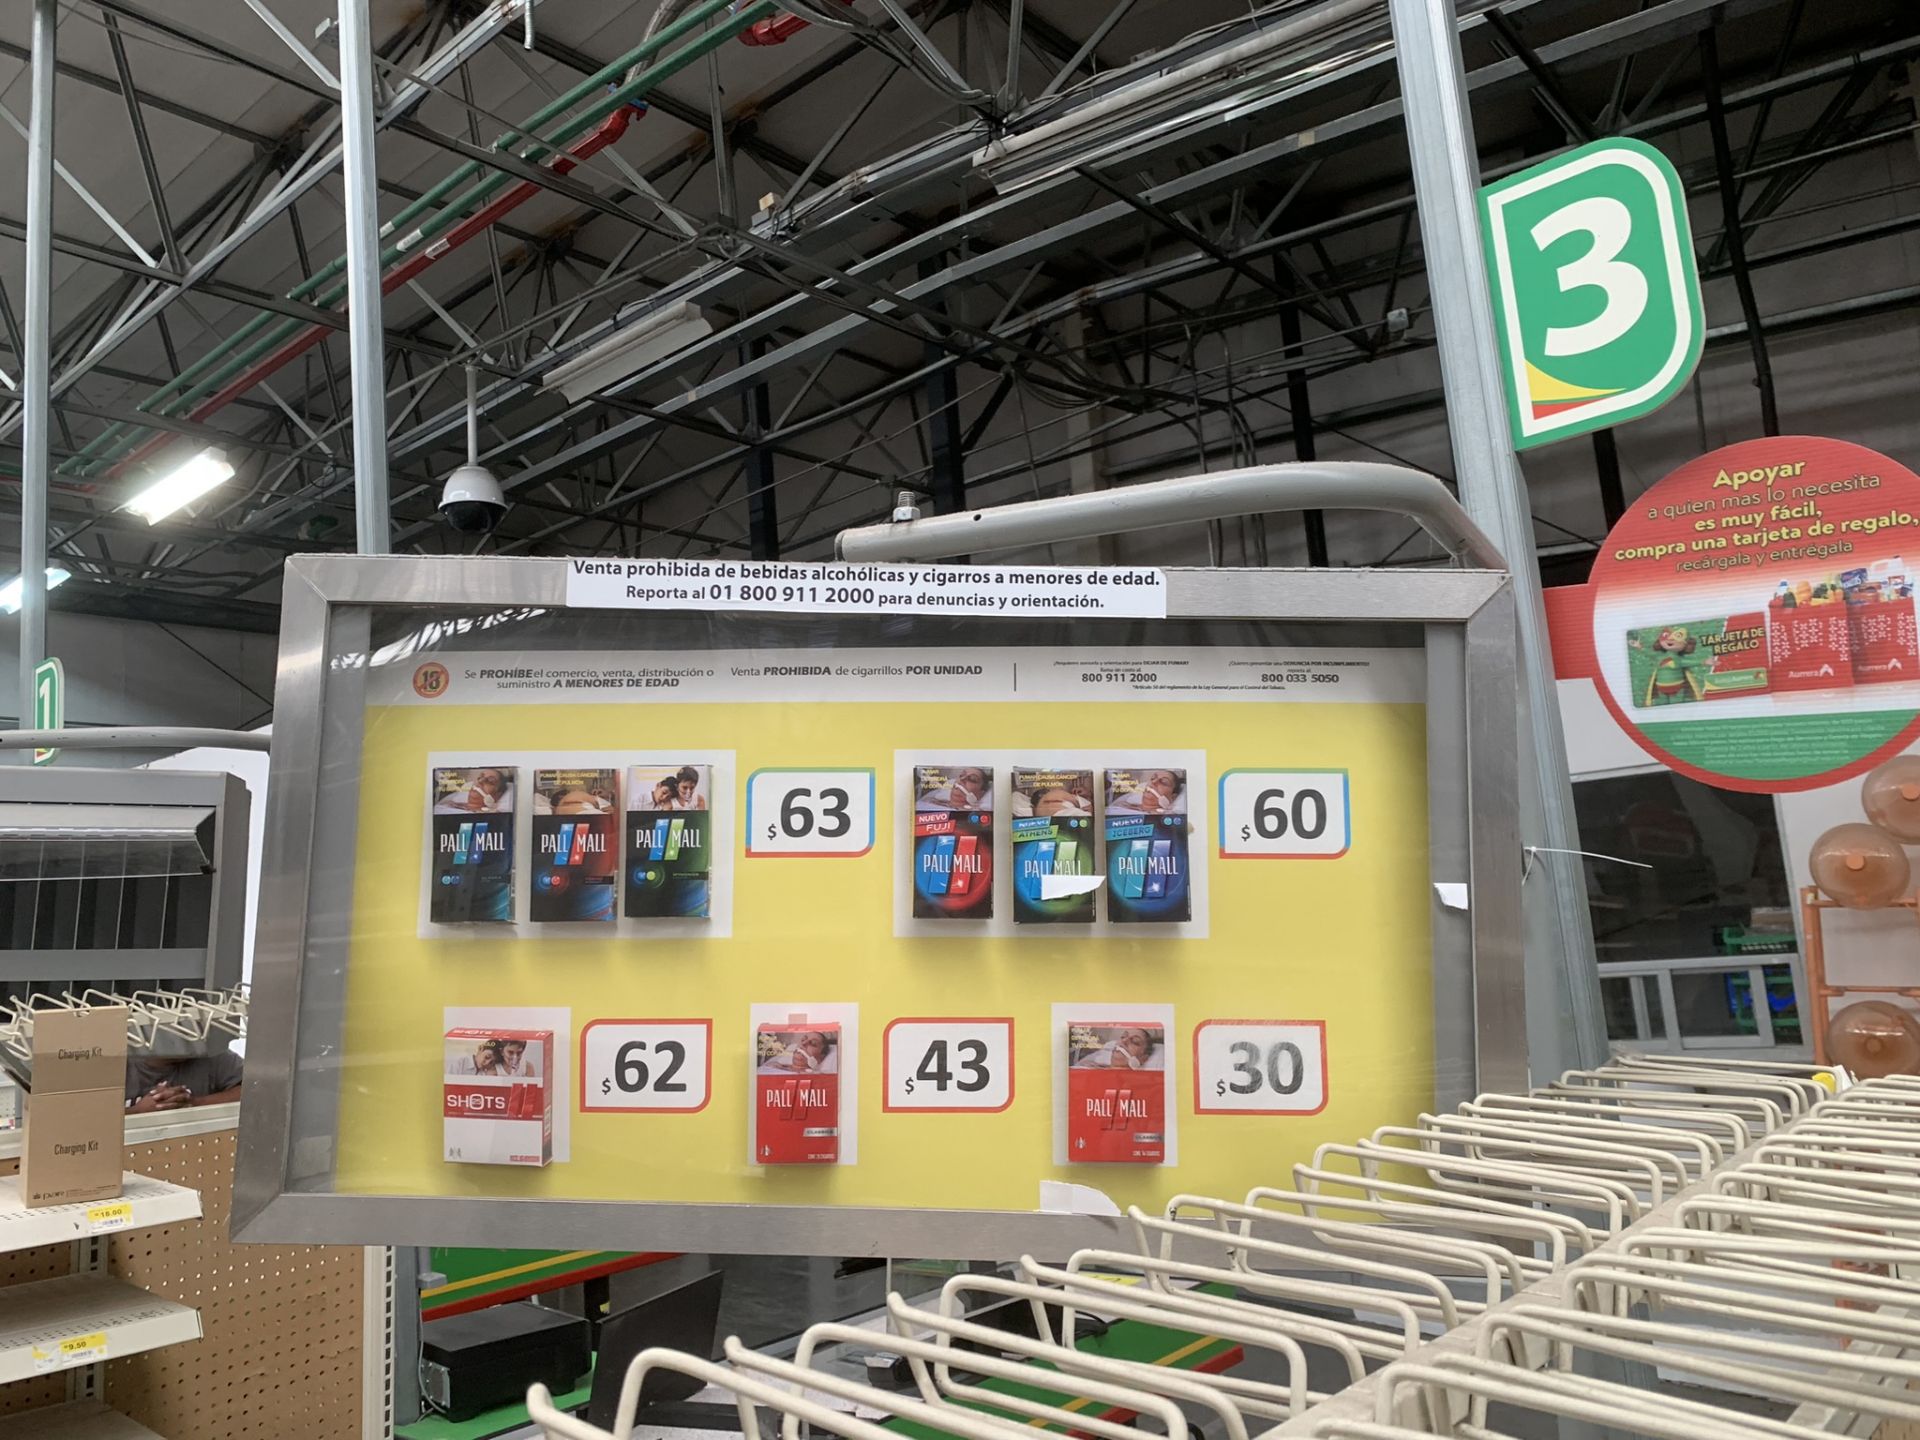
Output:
top-left (1065, 1021), bottom-right (1166, 1165)
top-left (1103, 767), bottom-right (1191, 923)
top-left (530, 768), bottom-right (619, 922)
top-left (912, 764), bottom-right (994, 919)
top-left (443, 1028), bottom-right (552, 1167)
top-left (1009, 766), bottom-right (1096, 924)
top-left (754, 1019), bottom-right (839, 1165)
top-left (429, 766), bottom-right (517, 923)
top-left (624, 764), bottom-right (713, 918)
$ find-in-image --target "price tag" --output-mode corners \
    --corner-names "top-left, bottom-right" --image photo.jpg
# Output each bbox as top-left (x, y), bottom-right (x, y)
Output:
top-left (32, 1331), bottom-right (108, 1371)
top-left (85, 1201), bottom-right (133, 1234)
top-left (580, 1019), bottom-right (712, 1112)
top-left (883, 1018), bottom-right (1014, 1112)
top-left (1218, 770), bottom-right (1349, 859)
top-left (746, 769), bottom-right (875, 857)
top-left (1193, 1020), bottom-right (1327, 1114)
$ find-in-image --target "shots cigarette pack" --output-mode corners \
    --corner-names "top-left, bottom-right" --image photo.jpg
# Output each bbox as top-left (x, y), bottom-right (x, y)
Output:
top-left (443, 1028), bottom-right (553, 1168)
top-left (911, 764), bottom-right (994, 919)
top-left (753, 1019), bottom-right (839, 1165)
top-left (430, 767), bottom-right (517, 923)
top-left (1103, 767), bottom-right (1191, 923)
top-left (624, 764), bottom-right (713, 918)
top-left (1010, 766), bottom-right (1096, 924)
top-left (1065, 1021), bottom-right (1165, 1165)
top-left (530, 768), bottom-right (619, 923)
top-left (1624, 617), bottom-right (1768, 708)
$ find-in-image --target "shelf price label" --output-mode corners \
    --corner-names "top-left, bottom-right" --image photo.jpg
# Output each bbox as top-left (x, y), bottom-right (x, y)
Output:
top-left (1193, 1021), bottom-right (1327, 1115)
top-left (883, 1018), bottom-right (1014, 1112)
top-left (580, 1019), bottom-right (712, 1112)
top-left (32, 1331), bottom-right (108, 1372)
top-left (85, 1200), bottom-right (133, 1234)
top-left (1217, 769), bottom-right (1349, 859)
top-left (746, 768), bottom-right (875, 857)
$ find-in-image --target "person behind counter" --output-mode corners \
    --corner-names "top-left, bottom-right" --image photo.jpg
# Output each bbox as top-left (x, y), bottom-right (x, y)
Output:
top-left (126, 1049), bottom-right (242, 1112)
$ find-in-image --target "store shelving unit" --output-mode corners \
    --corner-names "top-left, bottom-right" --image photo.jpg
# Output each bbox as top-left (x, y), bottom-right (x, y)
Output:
top-left (0, 1173), bottom-right (201, 1250)
top-left (0, 1274), bottom-right (200, 1386)
top-left (0, 1399), bottom-right (167, 1438)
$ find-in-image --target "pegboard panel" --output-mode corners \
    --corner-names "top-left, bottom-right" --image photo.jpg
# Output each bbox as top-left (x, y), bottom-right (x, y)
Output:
top-left (0, 1153), bottom-right (73, 1416)
top-left (101, 1127), bottom-right (369, 1439)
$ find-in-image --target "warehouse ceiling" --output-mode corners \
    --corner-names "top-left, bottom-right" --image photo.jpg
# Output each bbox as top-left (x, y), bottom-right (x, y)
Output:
top-left (0, 0), bottom-right (1916, 632)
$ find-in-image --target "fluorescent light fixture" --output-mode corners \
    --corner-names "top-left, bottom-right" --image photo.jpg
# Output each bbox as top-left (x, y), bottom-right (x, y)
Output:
top-left (542, 300), bottom-right (711, 404)
top-left (0, 567), bottom-right (70, 614)
top-left (125, 448), bottom-right (234, 523)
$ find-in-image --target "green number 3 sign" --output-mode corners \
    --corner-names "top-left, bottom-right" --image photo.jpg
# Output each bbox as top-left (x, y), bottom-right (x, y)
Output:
top-left (1479, 137), bottom-right (1703, 450)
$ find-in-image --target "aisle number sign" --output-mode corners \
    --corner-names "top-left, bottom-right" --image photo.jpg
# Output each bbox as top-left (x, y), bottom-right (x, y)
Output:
top-left (1480, 137), bottom-right (1702, 449)
top-left (32, 656), bottom-right (61, 765)
top-left (745, 768), bottom-right (875, 857)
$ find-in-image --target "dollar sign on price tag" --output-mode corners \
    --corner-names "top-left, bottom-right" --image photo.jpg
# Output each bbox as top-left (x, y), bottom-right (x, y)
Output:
top-left (581, 1019), bottom-right (712, 1112)
top-left (883, 1018), bottom-right (1014, 1112)
top-left (1193, 1020), bottom-right (1326, 1114)
top-left (746, 768), bottom-right (875, 857)
top-left (1217, 770), bottom-right (1349, 859)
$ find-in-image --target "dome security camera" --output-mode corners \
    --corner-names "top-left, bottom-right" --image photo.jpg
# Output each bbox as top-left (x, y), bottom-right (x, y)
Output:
top-left (439, 462), bottom-right (507, 534)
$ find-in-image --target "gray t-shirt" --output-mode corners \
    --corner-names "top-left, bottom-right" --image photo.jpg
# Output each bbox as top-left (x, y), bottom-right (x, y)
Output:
top-left (125, 1053), bottom-right (243, 1105)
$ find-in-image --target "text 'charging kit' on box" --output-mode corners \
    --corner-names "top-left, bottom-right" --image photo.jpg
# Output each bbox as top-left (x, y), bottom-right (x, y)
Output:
top-left (22, 1004), bottom-right (128, 1208)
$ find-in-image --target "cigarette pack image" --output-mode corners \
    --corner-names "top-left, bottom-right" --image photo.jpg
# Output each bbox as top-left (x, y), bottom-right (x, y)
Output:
top-left (1768, 579), bottom-right (1855, 694)
top-left (624, 764), bottom-right (713, 918)
top-left (531, 768), bottom-right (619, 923)
top-left (1842, 560), bottom-right (1919, 684)
top-left (912, 764), bottom-right (994, 919)
top-left (1103, 767), bottom-right (1191, 923)
top-left (1624, 616), bottom-right (1769, 708)
top-left (430, 767), bottom-right (517, 924)
top-left (754, 1020), bottom-right (839, 1165)
top-left (1010, 767), bottom-right (1096, 924)
top-left (443, 1028), bottom-right (552, 1167)
top-left (1065, 1022), bottom-right (1166, 1164)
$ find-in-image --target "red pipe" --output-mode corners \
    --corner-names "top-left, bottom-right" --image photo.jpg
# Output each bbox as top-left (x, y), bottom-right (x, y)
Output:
top-left (739, 3), bottom-right (843, 45)
top-left (110, 105), bottom-right (638, 479)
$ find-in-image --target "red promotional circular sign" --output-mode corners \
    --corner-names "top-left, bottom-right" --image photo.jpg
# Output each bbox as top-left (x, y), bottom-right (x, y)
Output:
top-left (1587, 436), bottom-right (1920, 792)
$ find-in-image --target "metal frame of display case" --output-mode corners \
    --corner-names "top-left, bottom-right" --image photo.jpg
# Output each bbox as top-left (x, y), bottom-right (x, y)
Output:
top-left (233, 520), bottom-right (1525, 1255)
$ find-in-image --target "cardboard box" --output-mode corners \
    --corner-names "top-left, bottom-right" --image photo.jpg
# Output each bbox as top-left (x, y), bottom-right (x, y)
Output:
top-left (443, 1028), bottom-right (552, 1167)
top-left (22, 1005), bottom-right (128, 1208)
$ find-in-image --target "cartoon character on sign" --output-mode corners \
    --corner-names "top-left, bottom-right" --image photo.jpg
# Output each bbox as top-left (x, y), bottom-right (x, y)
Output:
top-left (1630, 626), bottom-right (1705, 706)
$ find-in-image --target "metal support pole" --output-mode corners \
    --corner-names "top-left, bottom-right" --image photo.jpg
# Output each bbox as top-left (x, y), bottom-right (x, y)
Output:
top-left (1700, 32), bottom-right (1781, 436)
top-left (1279, 302), bottom-right (1328, 566)
top-left (924, 360), bottom-right (966, 516)
top-left (20, 0), bottom-right (56, 737)
top-left (336, 0), bottom-right (391, 553)
top-left (745, 349), bottom-right (778, 560)
top-left (1591, 428), bottom-right (1626, 528)
top-left (1386, 0), bottom-right (1605, 1078)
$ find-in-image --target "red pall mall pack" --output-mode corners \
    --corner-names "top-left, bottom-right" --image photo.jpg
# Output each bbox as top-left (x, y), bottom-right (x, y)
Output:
top-left (442, 1027), bottom-right (553, 1167)
top-left (1065, 1021), bottom-right (1166, 1165)
top-left (754, 1019), bottom-right (839, 1165)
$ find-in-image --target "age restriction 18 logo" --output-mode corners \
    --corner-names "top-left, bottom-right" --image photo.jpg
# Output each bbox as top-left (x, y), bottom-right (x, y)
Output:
top-left (1480, 137), bottom-right (1702, 450)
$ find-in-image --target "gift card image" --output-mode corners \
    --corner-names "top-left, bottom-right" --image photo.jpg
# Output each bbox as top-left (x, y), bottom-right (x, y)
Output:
top-left (1625, 616), bottom-right (1769, 707)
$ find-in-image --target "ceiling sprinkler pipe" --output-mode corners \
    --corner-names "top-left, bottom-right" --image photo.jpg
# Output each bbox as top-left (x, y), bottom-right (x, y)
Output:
top-left (738, 0), bottom-right (846, 45)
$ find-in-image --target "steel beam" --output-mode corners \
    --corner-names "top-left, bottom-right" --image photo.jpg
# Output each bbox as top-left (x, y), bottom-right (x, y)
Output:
top-left (20, 0), bottom-right (56, 741)
top-left (1700, 32), bottom-right (1780, 434)
top-left (1277, 301), bottom-right (1326, 566)
top-left (1387, 0), bottom-right (1604, 1081)
top-left (337, 0), bottom-right (391, 552)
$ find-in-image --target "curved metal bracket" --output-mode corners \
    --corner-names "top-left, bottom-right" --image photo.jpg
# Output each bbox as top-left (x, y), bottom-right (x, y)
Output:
top-left (834, 462), bottom-right (1506, 569)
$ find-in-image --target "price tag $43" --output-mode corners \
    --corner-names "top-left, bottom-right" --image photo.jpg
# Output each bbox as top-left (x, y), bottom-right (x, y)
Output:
top-left (884, 1019), bottom-right (1013, 1112)
top-left (1218, 770), bottom-right (1349, 859)
top-left (581, 1020), bottom-right (711, 1112)
top-left (746, 769), bottom-right (875, 857)
top-left (1193, 1021), bottom-right (1326, 1115)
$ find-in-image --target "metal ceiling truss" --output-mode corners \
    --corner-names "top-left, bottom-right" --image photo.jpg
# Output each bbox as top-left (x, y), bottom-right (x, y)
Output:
top-left (2, 0), bottom-right (1917, 631)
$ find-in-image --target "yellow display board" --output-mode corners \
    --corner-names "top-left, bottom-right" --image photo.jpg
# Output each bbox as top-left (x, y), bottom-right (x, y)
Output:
top-left (331, 659), bottom-right (1431, 1218)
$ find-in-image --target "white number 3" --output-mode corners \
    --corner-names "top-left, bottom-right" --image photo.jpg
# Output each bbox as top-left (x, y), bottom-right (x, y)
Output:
top-left (1531, 196), bottom-right (1647, 357)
